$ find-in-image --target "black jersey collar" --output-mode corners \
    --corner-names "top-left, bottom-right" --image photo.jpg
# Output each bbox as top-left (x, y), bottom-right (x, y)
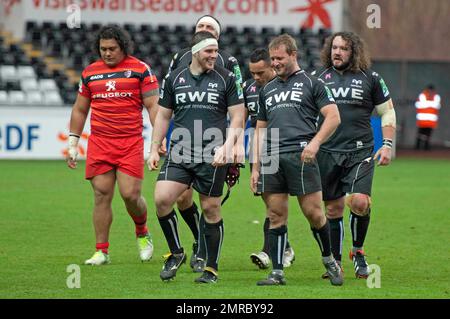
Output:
top-left (277, 68), bottom-right (303, 83)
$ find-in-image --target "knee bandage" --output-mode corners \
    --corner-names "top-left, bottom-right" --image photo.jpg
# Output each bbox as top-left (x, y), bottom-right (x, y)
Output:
top-left (345, 193), bottom-right (371, 216)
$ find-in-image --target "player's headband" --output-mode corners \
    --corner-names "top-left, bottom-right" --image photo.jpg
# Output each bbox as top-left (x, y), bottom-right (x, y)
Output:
top-left (196, 16), bottom-right (221, 37)
top-left (191, 38), bottom-right (218, 55)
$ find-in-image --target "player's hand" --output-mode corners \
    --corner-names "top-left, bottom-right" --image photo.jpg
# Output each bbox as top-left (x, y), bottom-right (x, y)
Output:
top-left (301, 140), bottom-right (319, 163)
top-left (212, 146), bottom-right (231, 167)
top-left (233, 143), bottom-right (245, 164)
top-left (147, 151), bottom-right (160, 171)
top-left (373, 146), bottom-right (392, 166)
top-left (158, 138), bottom-right (168, 156)
top-left (67, 146), bottom-right (78, 169)
top-left (67, 134), bottom-right (79, 169)
top-left (250, 169), bottom-right (260, 193)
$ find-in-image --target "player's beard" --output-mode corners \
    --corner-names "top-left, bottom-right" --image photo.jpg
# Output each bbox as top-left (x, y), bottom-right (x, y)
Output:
top-left (333, 59), bottom-right (350, 71)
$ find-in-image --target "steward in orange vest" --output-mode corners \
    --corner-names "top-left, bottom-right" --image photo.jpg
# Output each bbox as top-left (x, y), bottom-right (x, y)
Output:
top-left (415, 84), bottom-right (441, 150)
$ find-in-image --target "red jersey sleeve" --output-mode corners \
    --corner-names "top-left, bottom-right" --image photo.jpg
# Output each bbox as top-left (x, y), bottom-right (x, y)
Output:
top-left (139, 61), bottom-right (159, 94)
top-left (78, 69), bottom-right (91, 98)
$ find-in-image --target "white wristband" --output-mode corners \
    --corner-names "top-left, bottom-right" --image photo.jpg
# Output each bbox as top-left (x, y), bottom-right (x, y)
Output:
top-left (68, 134), bottom-right (80, 148)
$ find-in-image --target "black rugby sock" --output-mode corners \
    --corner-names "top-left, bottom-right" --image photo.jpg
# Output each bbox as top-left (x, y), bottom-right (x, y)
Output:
top-left (158, 210), bottom-right (183, 254)
top-left (178, 202), bottom-right (200, 242)
top-left (328, 217), bottom-right (344, 261)
top-left (350, 211), bottom-right (370, 249)
top-left (268, 225), bottom-right (287, 270)
top-left (204, 219), bottom-right (224, 271)
top-left (311, 220), bottom-right (332, 257)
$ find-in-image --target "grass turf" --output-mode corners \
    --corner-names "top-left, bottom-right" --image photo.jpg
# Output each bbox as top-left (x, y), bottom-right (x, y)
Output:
top-left (0, 158), bottom-right (449, 299)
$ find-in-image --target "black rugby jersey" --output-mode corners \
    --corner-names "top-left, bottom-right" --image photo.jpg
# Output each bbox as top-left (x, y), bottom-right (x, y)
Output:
top-left (159, 65), bottom-right (243, 160)
top-left (257, 70), bottom-right (335, 155)
top-left (316, 67), bottom-right (391, 152)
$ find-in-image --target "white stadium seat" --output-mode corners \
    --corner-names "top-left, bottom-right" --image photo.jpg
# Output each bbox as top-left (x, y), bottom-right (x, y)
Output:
top-left (26, 91), bottom-right (43, 105)
top-left (0, 65), bottom-right (18, 82)
top-left (39, 78), bottom-right (58, 91)
top-left (8, 91), bottom-right (26, 104)
top-left (0, 90), bottom-right (8, 104)
top-left (43, 90), bottom-right (63, 105)
top-left (17, 66), bottom-right (36, 79)
top-left (21, 78), bottom-right (39, 91)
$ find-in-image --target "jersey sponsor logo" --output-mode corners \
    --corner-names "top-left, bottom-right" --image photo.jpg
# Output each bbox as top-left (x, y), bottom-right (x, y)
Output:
top-left (179, 77), bottom-right (185, 84)
top-left (356, 141), bottom-right (363, 149)
top-left (250, 86), bottom-right (256, 93)
top-left (265, 91), bottom-right (303, 106)
top-left (106, 80), bottom-right (116, 91)
top-left (247, 101), bottom-right (257, 113)
top-left (175, 91), bottom-right (220, 105)
top-left (235, 80), bottom-right (243, 99)
top-left (107, 73), bottom-right (116, 78)
top-left (78, 79), bottom-right (83, 93)
top-left (379, 78), bottom-right (390, 97)
top-left (90, 74), bottom-right (104, 80)
top-left (92, 92), bottom-right (133, 99)
top-left (330, 87), bottom-right (363, 100)
top-left (325, 73), bottom-right (332, 80)
top-left (233, 65), bottom-right (242, 84)
top-left (324, 86), bottom-right (335, 102)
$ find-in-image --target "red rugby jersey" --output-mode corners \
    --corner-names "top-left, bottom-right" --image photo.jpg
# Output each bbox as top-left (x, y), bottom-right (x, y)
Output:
top-left (79, 56), bottom-right (159, 138)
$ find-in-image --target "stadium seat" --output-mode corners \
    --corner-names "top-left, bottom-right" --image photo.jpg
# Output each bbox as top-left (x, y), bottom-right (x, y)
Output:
top-left (21, 78), bottom-right (39, 91)
top-left (25, 21), bottom-right (38, 33)
top-left (261, 27), bottom-right (276, 36)
top-left (243, 26), bottom-right (257, 35)
top-left (0, 65), bottom-right (18, 82)
top-left (42, 21), bottom-right (57, 37)
top-left (43, 91), bottom-right (63, 105)
top-left (8, 91), bottom-right (26, 104)
top-left (39, 79), bottom-right (58, 91)
top-left (124, 23), bottom-right (137, 33)
top-left (71, 54), bottom-right (85, 70)
top-left (1, 54), bottom-right (16, 65)
top-left (63, 91), bottom-right (78, 105)
top-left (26, 91), bottom-right (44, 105)
top-left (140, 24), bottom-right (154, 33)
top-left (90, 23), bottom-right (102, 32)
top-left (0, 90), bottom-right (8, 104)
top-left (157, 24), bottom-right (171, 33)
top-left (15, 54), bottom-right (31, 66)
top-left (225, 26), bottom-right (238, 35)
top-left (5, 80), bottom-right (21, 91)
top-left (17, 66), bottom-right (36, 79)
top-left (280, 27), bottom-right (295, 35)
top-left (30, 30), bottom-right (43, 47)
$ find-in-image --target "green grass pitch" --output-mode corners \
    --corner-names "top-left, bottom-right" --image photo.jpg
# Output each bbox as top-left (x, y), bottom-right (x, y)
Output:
top-left (0, 158), bottom-right (449, 299)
